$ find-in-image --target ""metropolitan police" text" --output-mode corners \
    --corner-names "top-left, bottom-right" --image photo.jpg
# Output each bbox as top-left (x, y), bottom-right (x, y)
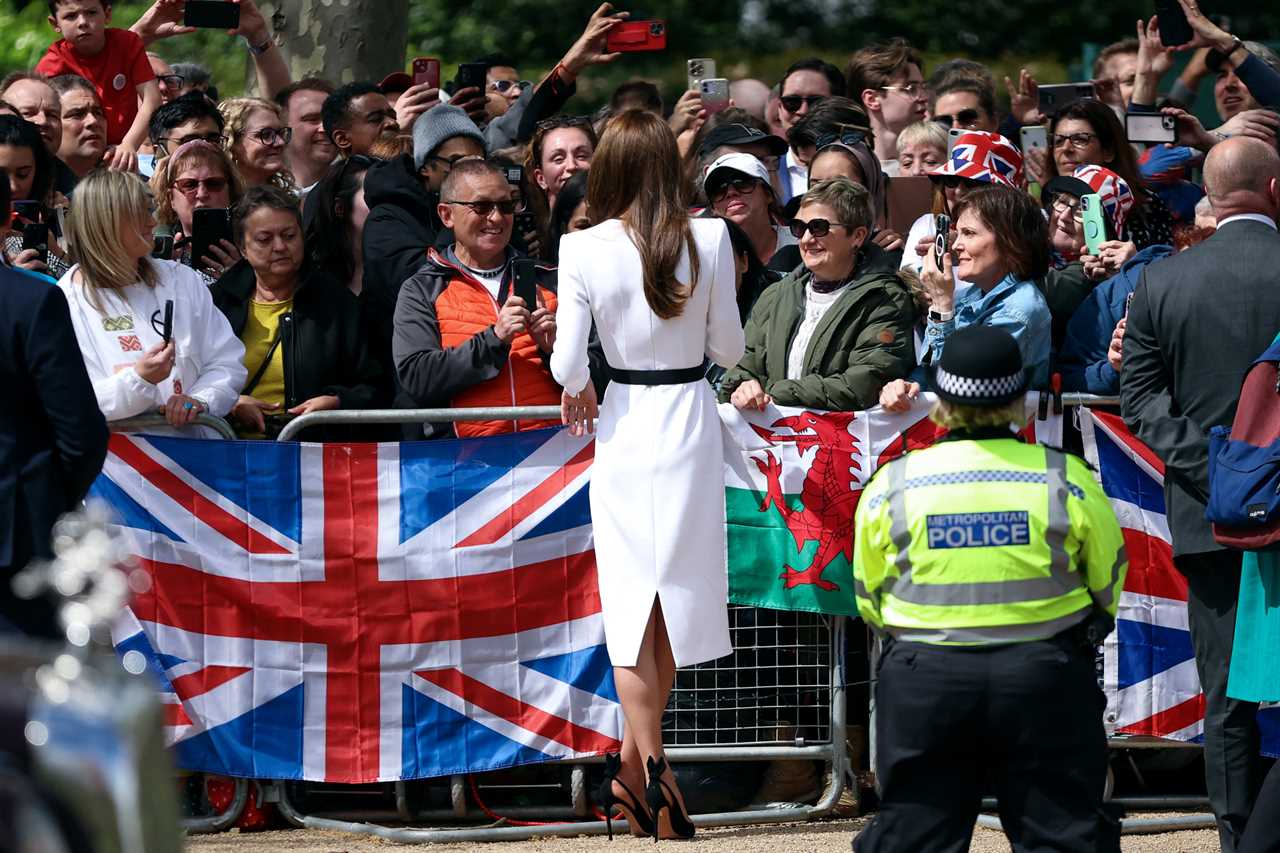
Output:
top-left (924, 511), bottom-right (1031, 549)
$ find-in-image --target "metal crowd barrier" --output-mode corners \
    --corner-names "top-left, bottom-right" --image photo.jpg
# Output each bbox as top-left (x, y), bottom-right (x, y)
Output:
top-left (110, 413), bottom-right (238, 440)
top-left (152, 396), bottom-right (1211, 839)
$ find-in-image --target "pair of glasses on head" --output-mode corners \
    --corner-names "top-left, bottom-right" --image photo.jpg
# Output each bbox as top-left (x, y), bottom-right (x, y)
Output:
top-left (535, 115), bottom-right (593, 133)
top-left (709, 177), bottom-right (760, 203)
top-left (156, 74), bottom-right (185, 90)
top-left (789, 218), bottom-right (850, 239)
top-left (247, 126), bottom-right (293, 146)
top-left (779, 94), bottom-right (826, 113)
top-left (444, 198), bottom-right (527, 217)
top-left (158, 132), bottom-right (226, 154)
top-left (1049, 194), bottom-right (1086, 222)
top-left (171, 176), bottom-right (229, 197)
top-left (880, 82), bottom-right (928, 99)
top-left (1053, 131), bottom-right (1098, 149)
top-left (933, 108), bottom-right (983, 128)
top-left (813, 129), bottom-right (868, 151)
top-left (489, 79), bottom-right (529, 95)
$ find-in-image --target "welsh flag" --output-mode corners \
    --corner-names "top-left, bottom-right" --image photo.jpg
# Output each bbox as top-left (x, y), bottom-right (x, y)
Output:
top-left (720, 397), bottom-right (1063, 617)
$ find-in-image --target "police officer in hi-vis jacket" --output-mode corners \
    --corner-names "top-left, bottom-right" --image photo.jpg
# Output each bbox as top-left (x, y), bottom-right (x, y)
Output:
top-left (852, 325), bottom-right (1128, 853)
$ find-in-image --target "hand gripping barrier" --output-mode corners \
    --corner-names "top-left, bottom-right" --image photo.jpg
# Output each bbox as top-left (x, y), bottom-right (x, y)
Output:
top-left (110, 413), bottom-right (238, 440)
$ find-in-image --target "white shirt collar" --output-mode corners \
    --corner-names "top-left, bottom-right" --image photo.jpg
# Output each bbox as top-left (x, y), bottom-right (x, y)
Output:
top-left (1217, 213), bottom-right (1278, 231)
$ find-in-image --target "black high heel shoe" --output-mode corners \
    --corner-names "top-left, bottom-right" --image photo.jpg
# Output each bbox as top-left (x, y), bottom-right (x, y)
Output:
top-left (645, 755), bottom-right (695, 841)
top-left (595, 752), bottom-right (655, 840)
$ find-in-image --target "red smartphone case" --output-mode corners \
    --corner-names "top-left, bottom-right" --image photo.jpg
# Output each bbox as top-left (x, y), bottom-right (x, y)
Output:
top-left (605, 20), bottom-right (667, 53)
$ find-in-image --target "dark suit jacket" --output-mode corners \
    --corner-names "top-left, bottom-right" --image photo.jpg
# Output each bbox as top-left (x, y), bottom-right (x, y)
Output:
top-left (1120, 218), bottom-right (1280, 557)
top-left (0, 267), bottom-right (108, 635)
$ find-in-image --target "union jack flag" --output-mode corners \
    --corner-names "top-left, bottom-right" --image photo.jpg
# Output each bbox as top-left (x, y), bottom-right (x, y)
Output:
top-left (1083, 410), bottom-right (1280, 754)
top-left (1081, 409), bottom-right (1205, 741)
top-left (95, 429), bottom-right (623, 783)
top-left (942, 131), bottom-right (1024, 189)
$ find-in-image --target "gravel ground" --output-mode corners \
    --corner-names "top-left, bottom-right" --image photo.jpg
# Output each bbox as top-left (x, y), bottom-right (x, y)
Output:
top-left (186, 816), bottom-right (1221, 852)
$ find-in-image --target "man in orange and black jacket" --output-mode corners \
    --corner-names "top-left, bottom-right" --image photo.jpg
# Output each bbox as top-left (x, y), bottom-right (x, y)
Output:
top-left (392, 158), bottom-right (605, 438)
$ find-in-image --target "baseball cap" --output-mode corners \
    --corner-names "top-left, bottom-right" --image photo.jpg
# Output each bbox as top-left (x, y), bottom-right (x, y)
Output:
top-left (702, 152), bottom-right (771, 193)
top-left (699, 123), bottom-right (788, 158)
top-left (379, 71), bottom-right (413, 95)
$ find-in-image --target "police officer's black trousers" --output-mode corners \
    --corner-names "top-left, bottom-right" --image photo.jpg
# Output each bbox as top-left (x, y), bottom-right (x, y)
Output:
top-left (854, 631), bottom-right (1116, 853)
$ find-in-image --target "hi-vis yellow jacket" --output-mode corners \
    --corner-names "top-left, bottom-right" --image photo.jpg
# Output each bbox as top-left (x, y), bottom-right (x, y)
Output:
top-left (852, 437), bottom-right (1127, 645)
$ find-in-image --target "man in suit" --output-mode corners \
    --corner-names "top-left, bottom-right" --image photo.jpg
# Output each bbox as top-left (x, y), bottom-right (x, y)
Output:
top-left (1121, 137), bottom-right (1280, 852)
top-left (0, 186), bottom-right (109, 638)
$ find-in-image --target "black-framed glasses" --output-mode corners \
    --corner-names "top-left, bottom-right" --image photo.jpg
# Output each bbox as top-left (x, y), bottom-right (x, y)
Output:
top-left (933, 108), bottom-right (982, 128)
top-left (708, 177), bottom-right (760, 203)
top-left (157, 132), bottom-right (226, 154)
top-left (157, 74), bottom-right (185, 90)
top-left (535, 114), bottom-right (593, 133)
top-left (1049, 193), bottom-right (1085, 222)
top-left (247, 126), bottom-right (292, 146)
top-left (789, 218), bottom-right (850, 239)
top-left (1052, 131), bottom-right (1098, 149)
top-left (171, 176), bottom-right (229, 196)
top-left (779, 94), bottom-right (826, 113)
top-left (489, 79), bottom-right (529, 95)
top-left (444, 198), bottom-right (525, 216)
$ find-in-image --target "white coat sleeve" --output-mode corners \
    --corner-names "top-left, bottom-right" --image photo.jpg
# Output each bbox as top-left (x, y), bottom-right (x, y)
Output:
top-left (548, 236), bottom-right (593, 396)
top-left (183, 270), bottom-right (247, 417)
top-left (705, 223), bottom-right (746, 369)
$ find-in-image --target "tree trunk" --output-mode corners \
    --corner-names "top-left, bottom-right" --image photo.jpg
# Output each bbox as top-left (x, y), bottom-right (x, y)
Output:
top-left (258, 0), bottom-right (410, 86)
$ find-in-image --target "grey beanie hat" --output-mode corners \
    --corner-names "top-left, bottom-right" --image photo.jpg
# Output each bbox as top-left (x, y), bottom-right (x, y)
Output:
top-left (412, 104), bottom-right (485, 170)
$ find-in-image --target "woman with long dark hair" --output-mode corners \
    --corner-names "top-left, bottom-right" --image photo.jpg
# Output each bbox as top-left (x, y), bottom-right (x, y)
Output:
top-left (549, 110), bottom-right (745, 841)
top-left (304, 155), bottom-right (374, 294)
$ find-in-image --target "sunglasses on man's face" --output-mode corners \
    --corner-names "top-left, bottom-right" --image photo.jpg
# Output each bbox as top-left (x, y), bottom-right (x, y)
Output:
top-left (933, 108), bottom-right (982, 128)
top-left (779, 94), bottom-right (826, 113)
top-left (789, 218), bottom-right (850, 239)
top-left (489, 79), bottom-right (529, 95)
top-left (444, 198), bottom-right (525, 217)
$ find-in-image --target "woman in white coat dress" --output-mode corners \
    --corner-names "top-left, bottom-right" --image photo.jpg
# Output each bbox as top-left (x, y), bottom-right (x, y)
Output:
top-left (550, 110), bottom-right (746, 840)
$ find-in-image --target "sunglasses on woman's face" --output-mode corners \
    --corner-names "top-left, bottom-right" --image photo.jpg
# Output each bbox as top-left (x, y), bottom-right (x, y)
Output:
top-left (709, 177), bottom-right (759, 203)
top-left (933, 108), bottom-right (982, 128)
top-left (789, 218), bottom-right (850, 239)
top-left (171, 176), bottom-right (229, 196)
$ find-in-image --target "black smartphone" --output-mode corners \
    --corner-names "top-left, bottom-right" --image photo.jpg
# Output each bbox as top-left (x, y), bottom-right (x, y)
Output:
top-left (502, 164), bottom-right (524, 187)
top-left (12, 200), bottom-right (40, 223)
top-left (152, 234), bottom-right (175, 260)
top-left (190, 207), bottom-right (232, 272)
top-left (512, 258), bottom-right (538, 308)
top-left (933, 214), bottom-right (951, 270)
top-left (21, 222), bottom-right (49, 264)
top-left (1155, 0), bottom-right (1194, 47)
top-left (455, 62), bottom-right (488, 93)
top-left (183, 0), bottom-right (242, 29)
top-left (515, 210), bottom-right (538, 237)
top-left (161, 299), bottom-right (174, 344)
top-left (1038, 83), bottom-right (1097, 117)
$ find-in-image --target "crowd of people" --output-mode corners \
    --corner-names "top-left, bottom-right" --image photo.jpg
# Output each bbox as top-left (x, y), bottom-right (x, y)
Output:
top-left (3, 0), bottom-right (1280, 849)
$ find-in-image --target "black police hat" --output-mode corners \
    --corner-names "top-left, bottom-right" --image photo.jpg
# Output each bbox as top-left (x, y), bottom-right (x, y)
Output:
top-left (698, 123), bottom-right (789, 158)
top-left (929, 325), bottom-right (1028, 407)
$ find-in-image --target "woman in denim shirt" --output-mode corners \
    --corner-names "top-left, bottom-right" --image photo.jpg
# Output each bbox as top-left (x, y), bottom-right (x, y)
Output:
top-left (881, 184), bottom-right (1051, 410)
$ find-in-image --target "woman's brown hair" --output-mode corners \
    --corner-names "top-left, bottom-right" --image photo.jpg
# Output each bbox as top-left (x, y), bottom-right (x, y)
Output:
top-left (588, 110), bottom-right (700, 319)
top-left (952, 184), bottom-right (1050, 281)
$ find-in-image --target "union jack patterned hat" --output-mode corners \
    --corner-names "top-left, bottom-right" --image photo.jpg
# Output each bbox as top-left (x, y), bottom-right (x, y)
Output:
top-left (1072, 164), bottom-right (1135, 238)
top-left (928, 131), bottom-right (1024, 189)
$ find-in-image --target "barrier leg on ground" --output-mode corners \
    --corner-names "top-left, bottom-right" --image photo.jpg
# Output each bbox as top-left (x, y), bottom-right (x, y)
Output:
top-left (181, 776), bottom-right (248, 834)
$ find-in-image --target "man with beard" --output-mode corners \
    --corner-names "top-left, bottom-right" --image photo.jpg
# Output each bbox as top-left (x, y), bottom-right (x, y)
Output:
top-left (276, 77), bottom-right (335, 192)
top-left (321, 82), bottom-right (400, 159)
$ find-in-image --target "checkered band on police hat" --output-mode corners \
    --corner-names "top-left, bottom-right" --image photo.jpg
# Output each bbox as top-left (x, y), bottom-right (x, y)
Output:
top-left (934, 366), bottom-right (1026, 401)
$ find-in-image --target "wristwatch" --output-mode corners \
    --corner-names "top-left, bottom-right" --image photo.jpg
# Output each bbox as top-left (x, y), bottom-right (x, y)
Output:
top-left (927, 308), bottom-right (954, 323)
top-left (1218, 35), bottom-right (1245, 58)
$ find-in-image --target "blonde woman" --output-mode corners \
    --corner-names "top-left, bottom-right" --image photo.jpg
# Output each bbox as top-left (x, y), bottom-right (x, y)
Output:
top-left (149, 139), bottom-right (246, 279)
top-left (219, 97), bottom-right (297, 192)
top-left (55, 170), bottom-right (246, 437)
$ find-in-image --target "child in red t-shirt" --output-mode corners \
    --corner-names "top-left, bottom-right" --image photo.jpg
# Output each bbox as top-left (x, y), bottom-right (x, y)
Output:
top-left (36, 0), bottom-right (160, 171)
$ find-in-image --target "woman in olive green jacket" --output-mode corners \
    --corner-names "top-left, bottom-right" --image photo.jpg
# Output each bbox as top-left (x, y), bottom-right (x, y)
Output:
top-left (719, 177), bottom-right (918, 412)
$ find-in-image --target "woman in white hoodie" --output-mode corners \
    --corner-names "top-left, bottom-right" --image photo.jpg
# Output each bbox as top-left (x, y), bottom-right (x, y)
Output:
top-left (56, 169), bottom-right (246, 437)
